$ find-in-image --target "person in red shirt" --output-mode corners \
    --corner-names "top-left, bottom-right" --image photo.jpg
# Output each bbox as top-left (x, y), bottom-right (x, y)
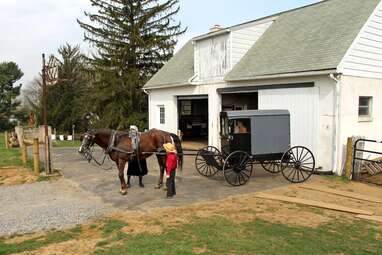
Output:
top-left (163, 143), bottom-right (178, 198)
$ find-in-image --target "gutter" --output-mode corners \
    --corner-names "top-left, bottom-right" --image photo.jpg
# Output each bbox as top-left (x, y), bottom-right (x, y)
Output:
top-left (329, 73), bottom-right (342, 175)
top-left (225, 69), bottom-right (337, 82)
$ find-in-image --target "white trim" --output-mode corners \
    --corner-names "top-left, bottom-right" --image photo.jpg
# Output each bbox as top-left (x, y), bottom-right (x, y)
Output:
top-left (226, 69), bottom-right (338, 82)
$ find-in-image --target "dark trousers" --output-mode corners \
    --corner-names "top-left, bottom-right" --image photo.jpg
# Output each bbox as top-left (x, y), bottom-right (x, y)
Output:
top-left (166, 170), bottom-right (176, 197)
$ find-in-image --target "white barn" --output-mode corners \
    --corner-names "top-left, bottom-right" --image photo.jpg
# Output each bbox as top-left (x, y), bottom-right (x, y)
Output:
top-left (143, 0), bottom-right (382, 174)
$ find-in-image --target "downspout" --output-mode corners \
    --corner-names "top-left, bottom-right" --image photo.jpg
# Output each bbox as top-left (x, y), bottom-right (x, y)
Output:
top-left (329, 73), bottom-right (342, 175)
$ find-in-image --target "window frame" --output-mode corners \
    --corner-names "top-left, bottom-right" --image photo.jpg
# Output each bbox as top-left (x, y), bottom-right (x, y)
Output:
top-left (358, 96), bottom-right (373, 122)
top-left (159, 105), bottom-right (165, 125)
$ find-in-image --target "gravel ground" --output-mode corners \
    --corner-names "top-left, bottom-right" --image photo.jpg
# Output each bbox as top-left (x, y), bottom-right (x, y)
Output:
top-left (0, 179), bottom-right (116, 236)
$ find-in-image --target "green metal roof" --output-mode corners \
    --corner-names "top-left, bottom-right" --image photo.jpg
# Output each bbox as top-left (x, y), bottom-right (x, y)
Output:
top-left (145, 0), bottom-right (379, 88)
top-left (226, 0), bottom-right (379, 81)
top-left (144, 41), bottom-right (194, 88)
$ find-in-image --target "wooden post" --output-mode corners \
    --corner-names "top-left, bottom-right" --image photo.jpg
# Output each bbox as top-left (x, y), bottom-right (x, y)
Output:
top-left (21, 141), bottom-right (28, 168)
top-left (33, 138), bottom-right (40, 175)
top-left (4, 131), bottom-right (9, 149)
top-left (344, 137), bottom-right (353, 179)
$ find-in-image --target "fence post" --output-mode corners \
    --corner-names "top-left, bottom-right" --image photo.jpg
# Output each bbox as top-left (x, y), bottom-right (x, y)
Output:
top-left (33, 139), bottom-right (40, 175)
top-left (4, 131), bottom-right (9, 149)
top-left (21, 142), bottom-right (28, 168)
top-left (344, 137), bottom-right (353, 179)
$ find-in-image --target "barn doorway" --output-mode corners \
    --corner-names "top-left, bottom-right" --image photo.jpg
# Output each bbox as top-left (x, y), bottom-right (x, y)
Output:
top-left (178, 96), bottom-right (208, 149)
top-left (221, 92), bottom-right (258, 111)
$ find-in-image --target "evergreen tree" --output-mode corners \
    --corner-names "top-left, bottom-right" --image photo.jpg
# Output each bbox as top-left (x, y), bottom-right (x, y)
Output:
top-left (0, 62), bottom-right (23, 131)
top-left (78, 0), bottom-right (185, 129)
top-left (46, 44), bottom-right (90, 133)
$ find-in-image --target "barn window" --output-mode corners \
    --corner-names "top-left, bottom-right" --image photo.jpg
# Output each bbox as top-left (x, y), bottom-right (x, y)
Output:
top-left (358, 96), bottom-right (373, 121)
top-left (159, 106), bottom-right (165, 124)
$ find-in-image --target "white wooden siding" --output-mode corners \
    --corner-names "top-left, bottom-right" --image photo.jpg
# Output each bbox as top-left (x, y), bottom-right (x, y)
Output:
top-left (230, 20), bottom-right (274, 67)
top-left (195, 33), bottom-right (230, 81)
top-left (258, 87), bottom-right (320, 157)
top-left (339, 1), bottom-right (382, 78)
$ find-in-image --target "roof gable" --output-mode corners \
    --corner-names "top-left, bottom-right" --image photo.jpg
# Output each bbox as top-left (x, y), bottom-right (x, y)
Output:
top-left (225, 0), bottom-right (379, 81)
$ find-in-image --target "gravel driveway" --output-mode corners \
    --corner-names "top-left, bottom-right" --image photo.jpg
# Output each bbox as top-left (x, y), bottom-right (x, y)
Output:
top-left (0, 179), bottom-right (115, 236)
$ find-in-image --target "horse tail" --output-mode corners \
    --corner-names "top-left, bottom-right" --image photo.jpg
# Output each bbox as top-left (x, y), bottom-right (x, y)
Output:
top-left (170, 133), bottom-right (183, 172)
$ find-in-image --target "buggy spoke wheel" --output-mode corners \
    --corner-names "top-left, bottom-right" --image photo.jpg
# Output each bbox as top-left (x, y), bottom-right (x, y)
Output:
top-left (281, 146), bottom-right (315, 183)
top-left (195, 146), bottom-right (223, 177)
top-left (223, 151), bottom-right (253, 186)
top-left (261, 160), bottom-right (282, 174)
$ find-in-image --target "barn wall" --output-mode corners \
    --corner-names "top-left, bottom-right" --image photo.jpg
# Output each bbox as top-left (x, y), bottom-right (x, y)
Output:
top-left (338, 1), bottom-right (382, 78)
top-left (230, 19), bottom-right (274, 67)
top-left (336, 75), bottom-right (382, 174)
top-left (148, 75), bottom-right (336, 171)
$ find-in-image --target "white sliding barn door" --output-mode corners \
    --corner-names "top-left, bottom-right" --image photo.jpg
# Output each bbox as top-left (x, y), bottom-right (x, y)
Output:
top-left (258, 87), bottom-right (319, 155)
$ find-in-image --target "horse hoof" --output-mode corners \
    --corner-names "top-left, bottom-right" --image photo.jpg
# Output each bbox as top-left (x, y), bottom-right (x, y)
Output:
top-left (154, 184), bottom-right (162, 189)
top-left (119, 189), bottom-right (127, 195)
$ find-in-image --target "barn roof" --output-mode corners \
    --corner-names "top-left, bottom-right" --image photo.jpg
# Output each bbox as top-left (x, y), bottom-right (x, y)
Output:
top-left (144, 41), bottom-right (194, 89)
top-left (144, 0), bottom-right (379, 89)
top-left (225, 0), bottom-right (379, 81)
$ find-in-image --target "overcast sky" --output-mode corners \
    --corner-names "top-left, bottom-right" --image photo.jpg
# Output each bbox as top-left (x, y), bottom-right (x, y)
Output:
top-left (0, 0), bottom-right (317, 89)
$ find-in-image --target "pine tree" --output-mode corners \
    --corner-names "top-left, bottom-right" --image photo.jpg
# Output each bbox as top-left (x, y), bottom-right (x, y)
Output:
top-left (0, 62), bottom-right (23, 131)
top-left (46, 44), bottom-right (89, 133)
top-left (78, 0), bottom-right (185, 129)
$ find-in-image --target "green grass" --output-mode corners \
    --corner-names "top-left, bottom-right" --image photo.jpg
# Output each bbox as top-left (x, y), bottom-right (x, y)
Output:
top-left (0, 133), bottom-right (32, 168)
top-left (0, 227), bottom-right (82, 255)
top-left (0, 215), bottom-right (380, 255)
top-left (93, 217), bottom-right (381, 255)
top-left (52, 140), bottom-right (81, 148)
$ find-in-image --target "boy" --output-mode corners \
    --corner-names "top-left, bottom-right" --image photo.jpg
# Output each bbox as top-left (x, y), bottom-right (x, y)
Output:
top-left (163, 143), bottom-right (177, 198)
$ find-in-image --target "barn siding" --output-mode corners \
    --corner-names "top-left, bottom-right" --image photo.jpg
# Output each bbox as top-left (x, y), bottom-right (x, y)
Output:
top-left (230, 20), bottom-right (274, 67)
top-left (339, 1), bottom-right (382, 78)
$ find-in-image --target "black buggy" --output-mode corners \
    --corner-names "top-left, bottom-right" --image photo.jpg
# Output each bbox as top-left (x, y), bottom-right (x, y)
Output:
top-left (195, 110), bottom-right (316, 186)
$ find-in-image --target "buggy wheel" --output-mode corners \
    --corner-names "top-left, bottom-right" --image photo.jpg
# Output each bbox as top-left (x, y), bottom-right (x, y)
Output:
top-left (261, 160), bottom-right (282, 174)
top-left (223, 151), bottom-right (253, 186)
top-left (195, 146), bottom-right (223, 177)
top-left (281, 146), bottom-right (315, 183)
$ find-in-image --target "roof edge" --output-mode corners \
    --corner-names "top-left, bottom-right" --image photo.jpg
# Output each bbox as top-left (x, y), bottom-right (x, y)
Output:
top-left (225, 69), bottom-right (338, 82)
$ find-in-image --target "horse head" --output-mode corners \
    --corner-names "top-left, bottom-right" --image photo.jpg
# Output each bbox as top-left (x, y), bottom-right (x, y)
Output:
top-left (78, 130), bottom-right (96, 161)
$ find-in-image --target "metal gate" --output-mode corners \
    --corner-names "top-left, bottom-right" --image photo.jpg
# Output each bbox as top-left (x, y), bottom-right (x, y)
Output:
top-left (352, 139), bottom-right (382, 185)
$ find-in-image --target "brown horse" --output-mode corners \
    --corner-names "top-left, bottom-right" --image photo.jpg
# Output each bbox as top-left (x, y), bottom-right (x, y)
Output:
top-left (78, 128), bottom-right (183, 195)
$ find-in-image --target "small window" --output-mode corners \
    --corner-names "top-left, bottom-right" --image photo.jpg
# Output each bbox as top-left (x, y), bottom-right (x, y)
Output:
top-left (159, 106), bottom-right (165, 124)
top-left (229, 118), bottom-right (251, 134)
top-left (181, 101), bottom-right (192, 115)
top-left (358, 96), bottom-right (373, 121)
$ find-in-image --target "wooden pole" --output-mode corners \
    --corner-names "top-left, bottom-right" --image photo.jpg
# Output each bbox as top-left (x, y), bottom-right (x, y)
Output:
top-left (4, 131), bottom-right (9, 149)
top-left (21, 141), bottom-right (28, 168)
top-left (33, 138), bottom-right (40, 175)
top-left (344, 137), bottom-right (353, 179)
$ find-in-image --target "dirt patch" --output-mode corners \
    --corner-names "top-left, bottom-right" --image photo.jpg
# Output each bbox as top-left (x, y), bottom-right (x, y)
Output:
top-left (17, 226), bottom-right (101, 255)
top-left (3, 233), bottom-right (44, 244)
top-left (0, 167), bottom-right (38, 186)
top-left (361, 174), bottom-right (382, 186)
top-left (192, 246), bottom-right (208, 254)
top-left (113, 194), bottom-right (332, 236)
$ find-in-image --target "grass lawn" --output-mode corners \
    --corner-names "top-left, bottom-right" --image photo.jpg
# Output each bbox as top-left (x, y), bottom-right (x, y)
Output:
top-left (0, 133), bottom-right (32, 168)
top-left (52, 140), bottom-right (81, 148)
top-left (0, 213), bottom-right (380, 255)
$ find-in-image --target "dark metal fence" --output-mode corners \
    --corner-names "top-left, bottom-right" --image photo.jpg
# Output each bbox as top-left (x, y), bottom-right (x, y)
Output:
top-left (352, 138), bottom-right (382, 181)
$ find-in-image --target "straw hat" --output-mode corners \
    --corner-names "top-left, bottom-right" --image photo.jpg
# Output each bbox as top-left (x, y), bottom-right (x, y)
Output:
top-left (163, 143), bottom-right (176, 153)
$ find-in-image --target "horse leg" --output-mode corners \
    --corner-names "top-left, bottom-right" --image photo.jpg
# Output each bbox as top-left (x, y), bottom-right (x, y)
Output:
top-left (118, 159), bottom-right (128, 195)
top-left (155, 155), bottom-right (165, 189)
top-left (139, 176), bottom-right (144, 188)
top-left (127, 175), bottom-right (131, 189)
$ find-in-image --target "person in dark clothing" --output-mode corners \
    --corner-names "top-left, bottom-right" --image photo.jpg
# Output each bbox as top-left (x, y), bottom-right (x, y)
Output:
top-left (163, 143), bottom-right (178, 198)
top-left (127, 159), bottom-right (148, 188)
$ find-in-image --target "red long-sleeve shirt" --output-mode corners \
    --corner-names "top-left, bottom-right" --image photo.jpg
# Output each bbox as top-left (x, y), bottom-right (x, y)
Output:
top-left (166, 152), bottom-right (178, 176)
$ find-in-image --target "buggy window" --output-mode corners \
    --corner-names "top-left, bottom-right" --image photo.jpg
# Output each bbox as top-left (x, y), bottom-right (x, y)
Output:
top-left (229, 119), bottom-right (251, 134)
